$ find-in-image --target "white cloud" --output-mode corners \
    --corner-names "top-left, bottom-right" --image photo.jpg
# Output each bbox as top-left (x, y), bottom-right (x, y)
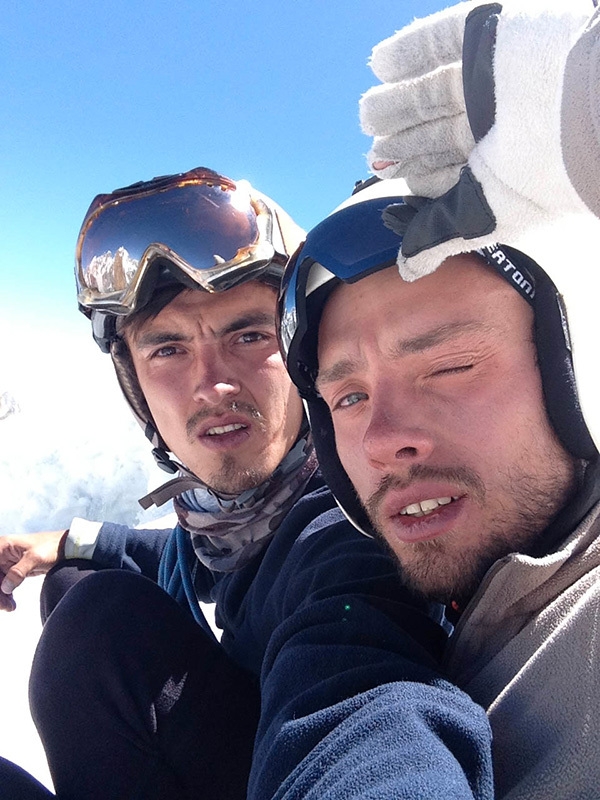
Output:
top-left (0, 317), bottom-right (171, 535)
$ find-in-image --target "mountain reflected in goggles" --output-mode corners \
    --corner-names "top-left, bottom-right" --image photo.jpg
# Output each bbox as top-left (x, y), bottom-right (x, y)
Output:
top-left (76, 180), bottom-right (272, 310)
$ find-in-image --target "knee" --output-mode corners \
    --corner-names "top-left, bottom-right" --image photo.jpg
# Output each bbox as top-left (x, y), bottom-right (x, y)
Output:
top-left (32, 571), bottom-right (167, 680)
top-left (0, 757), bottom-right (54, 799)
top-left (30, 571), bottom-right (173, 711)
top-left (39, 570), bottom-right (169, 646)
top-left (40, 559), bottom-right (105, 624)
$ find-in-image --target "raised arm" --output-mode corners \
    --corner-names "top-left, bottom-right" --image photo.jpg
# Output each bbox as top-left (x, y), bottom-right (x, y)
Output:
top-left (360, 0), bottom-right (599, 278)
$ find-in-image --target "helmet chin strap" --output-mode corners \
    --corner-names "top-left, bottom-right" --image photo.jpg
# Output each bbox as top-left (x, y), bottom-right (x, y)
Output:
top-left (138, 473), bottom-right (204, 510)
top-left (151, 446), bottom-right (179, 475)
top-left (139, 439), bottom-right (204, 510)
top-left (138, 416), bottom-right (204, 506)
top-left (141, 414), bottom-right (313, 512)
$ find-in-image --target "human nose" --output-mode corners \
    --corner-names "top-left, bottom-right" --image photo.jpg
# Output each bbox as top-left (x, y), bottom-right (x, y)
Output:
top-left (191, 349), bottom-right (240, 406)
top-left (362, 388), bottom-right (435, 471)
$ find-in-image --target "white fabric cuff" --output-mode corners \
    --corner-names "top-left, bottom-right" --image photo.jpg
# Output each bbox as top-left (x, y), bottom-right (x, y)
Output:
top-left (64, 518), bottom-right (102, 560)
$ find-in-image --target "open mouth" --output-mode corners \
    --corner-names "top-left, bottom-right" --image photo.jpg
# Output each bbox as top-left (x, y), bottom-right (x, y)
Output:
top-left (399, 496), bottom-right (459, 518)
top-left (205, 423), bottom-right (248, 436)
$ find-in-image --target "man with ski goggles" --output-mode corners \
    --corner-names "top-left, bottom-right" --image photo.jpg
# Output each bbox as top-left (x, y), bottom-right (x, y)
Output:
top-left (0, 166), bottom-right (494, 799)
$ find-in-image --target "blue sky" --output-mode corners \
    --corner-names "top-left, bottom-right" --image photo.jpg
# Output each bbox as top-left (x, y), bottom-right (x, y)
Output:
top-left (1, 0), bottom-right (446, 327)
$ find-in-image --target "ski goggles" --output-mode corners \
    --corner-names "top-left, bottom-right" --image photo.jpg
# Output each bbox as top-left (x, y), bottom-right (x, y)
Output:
top-left (76, 168), bottom-right (288, 315)
top-left (279, 195), bottom-right (403, 396)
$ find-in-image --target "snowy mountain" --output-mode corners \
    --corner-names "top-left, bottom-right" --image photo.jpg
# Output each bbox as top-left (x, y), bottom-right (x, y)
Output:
top-left (0, 318), bottom-right (170, 536)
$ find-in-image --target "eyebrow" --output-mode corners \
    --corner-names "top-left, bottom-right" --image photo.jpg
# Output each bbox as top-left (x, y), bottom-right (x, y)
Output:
top-left (316, 320), bottom-right (489, 392)
top-left (132, 331), bottom-right (191, 349)
top-left (131, 311), bottom-right (276, 350)
top-left (219, 311), bottom-right (275, 337)
top-left (397, 320), bottom-right (490, 354)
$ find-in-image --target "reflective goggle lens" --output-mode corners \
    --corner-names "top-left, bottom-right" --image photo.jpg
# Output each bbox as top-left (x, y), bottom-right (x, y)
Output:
top-left (77, 181), bottom-right (261, 300)
top-left (279, 196), bottom-right (403, 358)
top-left (295, 197), bottom-right (403, 279)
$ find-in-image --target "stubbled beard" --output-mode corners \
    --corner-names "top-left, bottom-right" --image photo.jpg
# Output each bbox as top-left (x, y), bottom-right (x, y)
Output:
top-left (366, 461), bottom-right (577, 607)
top-left (207, 455), bottom-right (268, 496)
top-left (186, 401), bottom-right (269, 495)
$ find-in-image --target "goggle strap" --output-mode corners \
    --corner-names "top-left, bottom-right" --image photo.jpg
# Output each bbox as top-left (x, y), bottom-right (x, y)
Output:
top-left (91, 311), bottom-right (117, 353)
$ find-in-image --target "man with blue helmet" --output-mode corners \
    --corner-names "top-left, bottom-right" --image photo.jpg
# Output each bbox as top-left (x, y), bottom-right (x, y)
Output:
top-left (280, 169), bottom-right (600, 798)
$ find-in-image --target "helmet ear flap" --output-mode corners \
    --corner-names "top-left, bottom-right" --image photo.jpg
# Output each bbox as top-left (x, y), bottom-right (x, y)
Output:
top-left (110, 334), bottom-right (185, 476)
top-left (486, 245), bottom-right (597, 461)
top-left (88, 311), bottom-right (117, 353)
top-left (305, 395), bottom-right (373, 537)
top-left (110, 337), bottom-right (167, 452)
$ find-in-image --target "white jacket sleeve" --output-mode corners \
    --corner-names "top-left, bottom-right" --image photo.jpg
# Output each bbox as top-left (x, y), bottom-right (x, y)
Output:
top-left (64, 518), bottom-right (102, 560)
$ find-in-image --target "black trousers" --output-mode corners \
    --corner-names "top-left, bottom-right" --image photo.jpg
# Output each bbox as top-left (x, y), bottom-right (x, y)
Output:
top-left (29, 567), bottom-right (261, 800)
top-left (0, 757), bottom-right (54, 799)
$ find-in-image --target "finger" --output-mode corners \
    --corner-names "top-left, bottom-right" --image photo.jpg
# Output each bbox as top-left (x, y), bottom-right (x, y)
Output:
top-left (369, 2), bottom-right (477, 83)
top-left (367, 115), bottom-right (474, 195)
top-left (368, 114), bottom-right (473, 168)
top-left (404, 165), bottom-right (468, 200)
top-left (0, 571), bottom-right (16, 611)
top-left (0, 591), bottom-right (16, 612)
top-left (360, 62), bottom-right (464, 136)
top-left (1, 564), bottom-right (27, 595)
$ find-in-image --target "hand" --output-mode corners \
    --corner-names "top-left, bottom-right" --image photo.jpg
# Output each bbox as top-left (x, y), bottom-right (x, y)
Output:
top-left (360, 0), bottom-right (594, 280)
top-left (0, 531), bottom-right (67, 612)
top-left (360, 0), bottom-right (480, 197)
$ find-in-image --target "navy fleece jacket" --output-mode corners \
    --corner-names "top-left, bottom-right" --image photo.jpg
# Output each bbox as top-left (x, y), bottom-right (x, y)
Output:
top-left (88, 476), bottom-right (494, 799)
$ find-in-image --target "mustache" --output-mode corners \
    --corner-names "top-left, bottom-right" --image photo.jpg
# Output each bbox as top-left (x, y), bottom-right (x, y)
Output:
top-left (186, 401), bottom-right (262, 438)
top-left (366, 463), bottom-right (486, 519)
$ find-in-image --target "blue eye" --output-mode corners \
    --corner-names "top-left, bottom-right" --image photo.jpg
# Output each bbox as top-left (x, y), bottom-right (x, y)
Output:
top-left (337, 391), bottom-right (368, 409)
top-left (152, 345), bottom-right (179, 358)
top-left (237, 331), bottom-right (268, 344)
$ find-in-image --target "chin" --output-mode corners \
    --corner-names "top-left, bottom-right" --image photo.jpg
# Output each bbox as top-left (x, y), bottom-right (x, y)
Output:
top-left (206, 457), bottom-right (270, 495)
top-left (378, 532), bottom-right (499, 607)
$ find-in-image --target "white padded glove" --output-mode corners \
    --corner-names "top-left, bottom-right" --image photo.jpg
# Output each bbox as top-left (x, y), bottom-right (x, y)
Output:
top-left (360, 0), bottom-right (480, 198)
top-left (360, 0), bottom-right (596, 281)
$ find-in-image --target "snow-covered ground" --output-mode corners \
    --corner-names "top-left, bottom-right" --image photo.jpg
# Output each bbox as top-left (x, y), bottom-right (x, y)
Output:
top-left (0, 577), bottom-right (52, 788)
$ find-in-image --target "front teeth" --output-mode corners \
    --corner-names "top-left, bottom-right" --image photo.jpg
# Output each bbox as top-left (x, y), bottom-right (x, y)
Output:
top-left (400, 497), bottom-right (457, 517)
top-left (206, 423), bottom-right (246, 436)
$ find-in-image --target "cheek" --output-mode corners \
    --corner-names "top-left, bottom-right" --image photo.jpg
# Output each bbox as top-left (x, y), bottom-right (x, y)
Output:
top-left (333, 419), bottom-right (370, 485)
top-left (284, 387), bottom-right (304, 431)
top-left (137, 371), bottom-right (189, 425)
top-left (252, 356), bottom-right (303, 438)
top-left (257, 358), bottom-right (295, 405)
top-left (456, 370), bottom-right (550, 470)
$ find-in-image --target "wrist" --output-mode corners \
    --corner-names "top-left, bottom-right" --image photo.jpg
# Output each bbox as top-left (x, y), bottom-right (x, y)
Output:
top-left (58, 529), bottom-right (69, 561)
